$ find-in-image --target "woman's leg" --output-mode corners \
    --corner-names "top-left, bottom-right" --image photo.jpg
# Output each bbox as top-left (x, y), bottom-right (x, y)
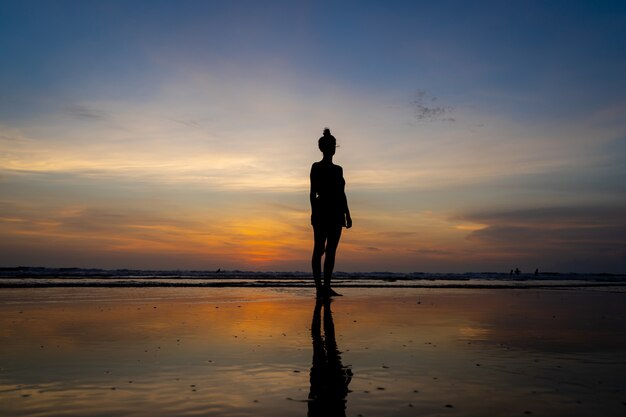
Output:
top-left (323, 226), bottom-right (342, 288)
top-left (312, 226), bottom-right (326, 289)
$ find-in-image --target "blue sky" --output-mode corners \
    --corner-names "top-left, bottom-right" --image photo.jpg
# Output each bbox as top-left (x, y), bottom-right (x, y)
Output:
top-left (1, 0), bottom-right (625, 272)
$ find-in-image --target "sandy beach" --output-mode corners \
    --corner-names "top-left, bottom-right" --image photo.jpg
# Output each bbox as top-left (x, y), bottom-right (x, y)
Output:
top-left (0, 287), bottom-right (625, 417)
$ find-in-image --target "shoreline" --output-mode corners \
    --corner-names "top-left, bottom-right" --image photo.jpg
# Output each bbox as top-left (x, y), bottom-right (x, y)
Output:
top-left (1, 280), bottom-right (626, 290)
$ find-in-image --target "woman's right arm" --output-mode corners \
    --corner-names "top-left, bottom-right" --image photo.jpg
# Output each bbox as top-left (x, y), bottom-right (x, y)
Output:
top-left (310, 164), bottom-right (318, 225)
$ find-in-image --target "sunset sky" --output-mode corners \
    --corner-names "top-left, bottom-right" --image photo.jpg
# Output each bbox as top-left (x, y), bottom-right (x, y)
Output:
top-left (1, 1), bottom-right (625, 273)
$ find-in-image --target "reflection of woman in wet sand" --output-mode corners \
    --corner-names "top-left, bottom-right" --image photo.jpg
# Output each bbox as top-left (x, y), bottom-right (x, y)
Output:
top-left (308, 298), bottom-right (352, 417)
top-left (310, 128), bottom-right (352, 298)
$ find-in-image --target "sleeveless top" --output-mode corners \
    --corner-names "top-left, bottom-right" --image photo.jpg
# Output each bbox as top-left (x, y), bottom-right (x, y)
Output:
top-left (310, 161), bottom-right (346, 228)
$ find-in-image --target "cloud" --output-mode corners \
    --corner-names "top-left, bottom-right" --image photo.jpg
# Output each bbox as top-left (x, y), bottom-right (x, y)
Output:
top-left (0, 124), bottom-right (27, 142)
top-left (64, 105), bottom-right (110, 120)
top-left (463, 206), bottom-right (626, 227)
top-left (469, 225), bottom-right (626, 247)
top-left (0, 202), bottom-right (205, 242)
top-left (411, 90), bottom-right (455, 122)
top-left (409, 248), bottom-right (456, 256)
top-left (459, 206), bottom-right (626, 271)
top-left (170, 118), bottom-right (201, 128)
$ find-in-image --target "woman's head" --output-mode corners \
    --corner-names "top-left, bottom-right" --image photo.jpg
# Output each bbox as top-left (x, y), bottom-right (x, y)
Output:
top-left (319, 127), bottom-right (336, 155)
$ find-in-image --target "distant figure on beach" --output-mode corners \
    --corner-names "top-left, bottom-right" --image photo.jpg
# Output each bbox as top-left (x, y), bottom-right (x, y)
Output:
top-left (534, 268), bottom-right (539, 276)
top-left (308, 298), bottom-right (352, 416)
top-left (515, 268), bottom-right (521, 275)
top-left (310, 128), bottom-right (352, 298)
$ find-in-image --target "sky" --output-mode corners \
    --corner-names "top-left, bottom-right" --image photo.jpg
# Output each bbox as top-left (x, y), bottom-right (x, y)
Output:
top-left (1, 0), bottom-right (626, 273)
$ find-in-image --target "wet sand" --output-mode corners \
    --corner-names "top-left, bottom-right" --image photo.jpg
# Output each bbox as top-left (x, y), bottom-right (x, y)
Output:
top-left (1, 287), bottom-right (625, 416)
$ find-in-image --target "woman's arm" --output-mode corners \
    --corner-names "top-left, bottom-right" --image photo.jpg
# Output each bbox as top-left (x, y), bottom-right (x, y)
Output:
top-left (339, 167), bottom-right (352, 229)
top-left (343, 194), bottom-right (352, 229)
top-left (310, 164), bottom-right (318, 225)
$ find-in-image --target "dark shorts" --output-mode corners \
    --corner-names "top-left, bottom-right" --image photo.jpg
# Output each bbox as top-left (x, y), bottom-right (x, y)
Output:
top-left (312, 211), bottom-right (345, 229)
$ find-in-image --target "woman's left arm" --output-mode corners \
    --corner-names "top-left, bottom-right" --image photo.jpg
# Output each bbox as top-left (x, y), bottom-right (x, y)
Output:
top-left (340, 167), bottom-right (352, 229)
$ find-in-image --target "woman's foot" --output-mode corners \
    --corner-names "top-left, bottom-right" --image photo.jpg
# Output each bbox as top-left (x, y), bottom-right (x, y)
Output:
top-left (315, 286), bottom-right (342, 298)
top-left (325, 287), bottom-right (342, 297)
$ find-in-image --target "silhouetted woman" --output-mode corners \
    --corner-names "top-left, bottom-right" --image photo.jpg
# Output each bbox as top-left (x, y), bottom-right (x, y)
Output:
top-left (310, 128), bottom-right (352, 298)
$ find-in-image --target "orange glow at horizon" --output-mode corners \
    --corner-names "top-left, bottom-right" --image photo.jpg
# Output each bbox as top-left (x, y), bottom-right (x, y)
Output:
top-left (0, 195), bottom-right (547, 271)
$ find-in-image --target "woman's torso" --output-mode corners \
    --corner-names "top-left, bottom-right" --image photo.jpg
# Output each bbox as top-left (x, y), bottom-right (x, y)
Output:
top-left (311, 162), bottom-right (345, 226)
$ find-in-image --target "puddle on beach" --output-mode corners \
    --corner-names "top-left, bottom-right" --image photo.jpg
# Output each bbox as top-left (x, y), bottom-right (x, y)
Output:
top-left (1, 287), bottom-right (625, 416)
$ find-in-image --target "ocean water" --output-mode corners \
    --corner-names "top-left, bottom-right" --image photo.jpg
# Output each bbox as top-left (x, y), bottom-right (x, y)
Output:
top-left (1, 267), bottom-right (625, 289)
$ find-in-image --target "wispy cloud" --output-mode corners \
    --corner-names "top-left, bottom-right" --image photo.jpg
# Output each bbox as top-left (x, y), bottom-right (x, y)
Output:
top-left (409, 248), bottom-right (456, 256)
top-left (411, 90), bottom-right (455, 122)
top-left (64, 105), bottom-right (110, 120)
top-left (170, 118), bottom-right (201, 128)
top-left (463, 206), bottom-right (626, 228)
top-left (0, 124), bottom-right (27, 142)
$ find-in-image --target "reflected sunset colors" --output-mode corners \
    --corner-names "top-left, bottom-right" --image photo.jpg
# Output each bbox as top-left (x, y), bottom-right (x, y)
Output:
top-left (1, 288), bottom-right (625, 416)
